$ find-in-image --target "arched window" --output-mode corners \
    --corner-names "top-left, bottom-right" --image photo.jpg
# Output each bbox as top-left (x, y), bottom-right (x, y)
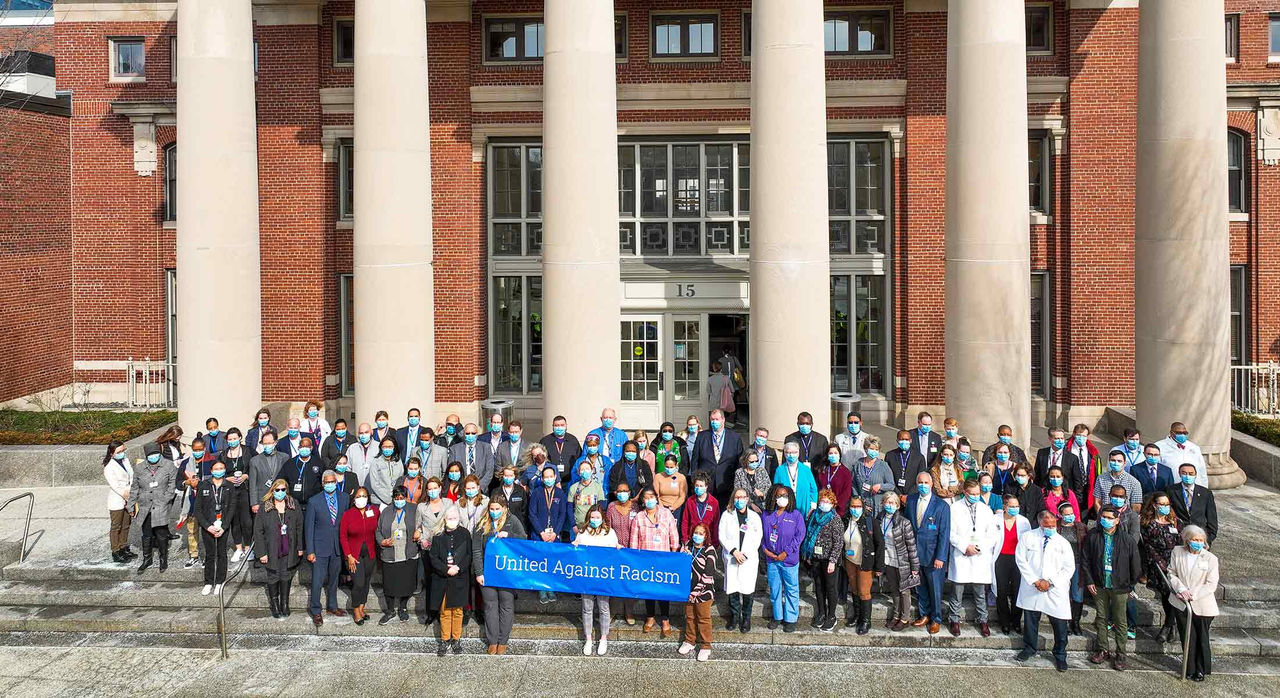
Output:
top-left (163, 144), bottom-right (177, 221)
top-left (1228, 129), bottom-right (1247, 213)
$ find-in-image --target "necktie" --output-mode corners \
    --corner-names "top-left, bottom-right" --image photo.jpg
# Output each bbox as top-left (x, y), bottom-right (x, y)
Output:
top-left (327, 494), bottom-right (337, 525)
top-left (467, 445), bottom-right (475, 472)
top-left (1042, 536), bottom-right (1049, 552)
top-left (713, 432), bottom-right (723, 462)
top-left (916, 498), bottom-right (926, 526)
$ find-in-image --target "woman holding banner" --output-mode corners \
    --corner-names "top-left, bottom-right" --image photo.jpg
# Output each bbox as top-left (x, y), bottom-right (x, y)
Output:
top-left (679, 522), bottom-right (719, 662)
top-left (718, 487), bottom-right (762, 633)
top-left (762, 484), bottom-right (806, 633)
top-left (575, 505), bottom-right (618, 656)
top-left (630, 486), bottom-right (681, 636)
top-left (607, 482), bottom-right (638, 625)
top-left (473, 493), bottom-right (524, 656)
top-left (528, 465), bottom-right (569, 605)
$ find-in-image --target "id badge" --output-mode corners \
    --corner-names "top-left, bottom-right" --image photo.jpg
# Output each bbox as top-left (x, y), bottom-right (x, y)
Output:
top-left (280, 523), bottom-right (288, 535)
top-left (365, 509), bottom-right (374, 518)
top-left (149, 481), bottom-right (158, 488)
top-left (1198, 559), bottom-right (1210, 571)
top-left (1104, 562), bottom-right (1113, 572)
top-left (394, 529), bottom-right (403, 540)
top-left (293, 483), bottom-right (302, 492)
top-left (769, 532), bottom-right (779, 545)
top-left (652, 534), bottom-right (661, 545)
top-left (739, 524), bottom-right (749, 533)
top-left (861, 482), bottom-right (871, 492)
top-left (629, 511), bottom-right (638, 520)
top-left (814, 545), bottom-right (824, 556)
top-left (557, 462), bottom-right (565, 473)
top-left (897, 478), bottom-right (906, 488)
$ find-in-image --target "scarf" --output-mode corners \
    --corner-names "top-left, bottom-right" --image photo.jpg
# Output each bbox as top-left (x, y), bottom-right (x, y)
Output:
top-left (801, 509), bottom-right (834, 558)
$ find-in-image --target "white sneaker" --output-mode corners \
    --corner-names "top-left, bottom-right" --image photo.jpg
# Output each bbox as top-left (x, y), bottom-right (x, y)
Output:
top-left (201, 584), bottom-right (213, 596)
top-left (696, 649), bottom-right (711, 662)
top-left (230, 549), bottom-right (242, 563)
top-left (583, 636), bottom-right (593, 656)
top-left (213, 584), bottom-right (223, 595)
top-left (678, 641), bottom-right (694, 655)
top-left (597, 637), bottom-right (608, 656)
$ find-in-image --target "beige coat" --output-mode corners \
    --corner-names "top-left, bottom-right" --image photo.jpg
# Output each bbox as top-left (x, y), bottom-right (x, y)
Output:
top-left (1166, 545), bottom-right (1219, 617)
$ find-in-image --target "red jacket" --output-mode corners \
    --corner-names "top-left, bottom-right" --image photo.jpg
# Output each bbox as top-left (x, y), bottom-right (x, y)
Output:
top-left (340, 505), bottom-right (380, 560)
top-left (815, 462), bottom-right (854, 511)
top-left (680, 494), bottom-right (721, 548)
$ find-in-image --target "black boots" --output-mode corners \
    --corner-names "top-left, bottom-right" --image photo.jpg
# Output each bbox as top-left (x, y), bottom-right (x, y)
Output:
top-left (136, 541), bottom-right (154, 574)
top-left (740, 594), bottom-right (753, 633)
top-left (121, 546), bottom-right (138, 561)
top-left (111, 550), bottom-right (125, 564)
top-left (157, 543), bottom-right (169, 573)
top-left (1069, 601), bottom-right (1083, 635)
top-left (727, 593), bottom-right (741, 631)
top-left (266, 584), bottom-right (282, 619)
top-left (857, 600), bottom-right (872, 635)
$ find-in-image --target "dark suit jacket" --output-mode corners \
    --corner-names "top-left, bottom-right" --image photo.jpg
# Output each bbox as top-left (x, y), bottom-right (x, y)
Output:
top-left (784, 430), bottom-right (830, 468)
top-left (1131, 464), bottom-right (1176, 499)
top-left (905, 493), bottom-right (951, 566)
top-left (1033, 447), bottom-right (1084, 495)
top-left (394, 425), bottom-right (425, 463)
top-left (909, 427), bottom-right (942, 465)
top-left (194, 478), bottom-right (239, 531)
top-left (1165, 484), bottom-right (1218, 543)
top-left (278, 456), bottom-right (325, 506)
top-left (304, 490), bottom-right (350, 557)
top-left (885, 447), bottom-right (927, 495)
top-left (693, 429), bottom-right (744, 499)
top-left (320, 432), bottom-right (355, 467)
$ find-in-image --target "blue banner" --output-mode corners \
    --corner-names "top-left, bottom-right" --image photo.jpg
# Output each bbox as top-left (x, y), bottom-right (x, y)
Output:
top-left (484, 538), bottom-right (693, 602)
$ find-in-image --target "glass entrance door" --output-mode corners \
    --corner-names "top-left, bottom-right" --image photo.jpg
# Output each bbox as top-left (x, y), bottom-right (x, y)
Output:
top-left (667, 314), bottom-right (706, 424)
top-left (618, 316), bottom-right (664, 429)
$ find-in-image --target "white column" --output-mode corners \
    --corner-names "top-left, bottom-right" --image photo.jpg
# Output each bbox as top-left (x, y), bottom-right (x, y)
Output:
top-left (944, 0), bottom-right (1031, 444)
top-left (1136, 0), bottom-right (1244, 488)
top-left (175, 0), bottom-right (261, 434)
top-left (353, 0), bottom-right (433, 422)
top-left (749, 0), bottom-right (831, 443)
top-left (541, 0), bottom-right (621, 432)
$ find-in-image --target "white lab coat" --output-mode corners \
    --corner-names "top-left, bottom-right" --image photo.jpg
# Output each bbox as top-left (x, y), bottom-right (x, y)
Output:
top-left (833, 431), bottom-right (868, 463)
top-left (947, 499), bottom-right (1001, 583)
top-left (1014, 530), bottom-right (1075, 619)
top-left (718, 508), bottom-right (763, 595)
top-left (104, 458), bottom-right (134, 510)
top-left (1154, 436), bottom-right (1207, 488)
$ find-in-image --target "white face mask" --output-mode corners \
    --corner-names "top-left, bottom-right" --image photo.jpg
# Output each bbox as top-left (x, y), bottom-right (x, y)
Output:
top-left (353, 496), bottom-right (368, 509)
top-left (444, 518), bottom-right (459, 531)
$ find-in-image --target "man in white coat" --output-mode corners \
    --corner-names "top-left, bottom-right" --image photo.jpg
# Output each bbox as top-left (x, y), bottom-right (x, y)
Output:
top-left (1015, 510), bottom-right (1076, 672)
top-left (946, 479), bottom-right (1000, 636)
top-left (717, 491), bottom-right (763, 633)
top-left (1154, 421), bottom-right (1207, 488)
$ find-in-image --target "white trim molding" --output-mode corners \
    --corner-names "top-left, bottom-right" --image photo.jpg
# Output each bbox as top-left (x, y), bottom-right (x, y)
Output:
top-left (1068, 0), bottom-right (1139, 9)
top-left (56, 2), bottom-right (176, 23)
top-left (321, 125), bottom-right (353, 163)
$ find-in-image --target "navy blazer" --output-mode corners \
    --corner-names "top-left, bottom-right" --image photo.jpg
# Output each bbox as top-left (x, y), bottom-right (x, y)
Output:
top-left (304, 490), bottom-right (350, 557)
top-left (1130, 463), bottom-right (1175, 498)
top-left (394, 424), bottom-right (425, 463)
top-left (908, 427), bottom-right (943, 465)
top-left (692, 429), bottom-right (744, 496)
top-left (905, 493), bottom-right (951, 567)
top-left (526, 483), bottom-right (569, 537)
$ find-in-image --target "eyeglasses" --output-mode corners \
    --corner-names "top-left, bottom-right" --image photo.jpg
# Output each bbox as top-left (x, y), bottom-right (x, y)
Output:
top-left (272, 489), bottom-right (287, 493)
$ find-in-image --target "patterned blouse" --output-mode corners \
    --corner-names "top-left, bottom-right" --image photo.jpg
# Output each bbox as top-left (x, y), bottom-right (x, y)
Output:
top-left (1140, 518), bottom-right (1181, 594)
top-left (687, 543), bottom-right (720, 603)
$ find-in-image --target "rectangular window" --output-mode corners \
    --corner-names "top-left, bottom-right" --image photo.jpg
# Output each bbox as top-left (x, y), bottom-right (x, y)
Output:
top-left (830, 137), bottom-right (890, 256)
top-left (705, 144), bottom-right (733, 215)
top-left (334, 19), bottom-right (354, 65)
top-left (828, 142), bottom-right (851, 217)
top-left (111, 38), bottom-right (145, 80)
top-left (486, 17), bottom-right (544, 62)
top-left (164, 145), bottom-right (177, 222)
top-left (338, 139), bottom-right (354, 219)
top-left (742, 10), bottom-right (751, 58)
top-left (616, 14), bottom-right (628, 59)
top-left (737, 143), bottom-right (750, 214)
top-left (855, 275), bottom-right (885, 393)
top-left (491, 275), bottom-right (543, 395)
top-left (652, 14), bottom-right (719, 59)
top-left (1030, 272), bottom-right (1048, 397)
top-left (1025, 5), bottom-right (1052, 54)
top-left (1225, 14), bottom-right (1239, 62)
top-left (1230, 265), bottom-right (1248, 365)
top-left (854, 141), bottom-right (885, 217)
top-left (640, 145), bottom-right (669, 217)
top-left (1028, 134), bottom-right (1049, 213)
top-left (824, 9), bottom-right (891, 56)
top-left (170, 36), bottom-right (177, 82)
top-left (525, 147), bottom-right (542, 218)
top-left (831, 276), bottom-right (851, 392)
top-left (672, 145), bottom-right (700, 216)
top-left (1271, 14), bottom-right (1280, 56)
top-left (491, 145), bottom-right (522, 218)
top-left (618, 145), bottom-right (636, 217)
top-left (1228, 130), bottom-right (1247, 213)
top-left (339, 274), bottom-right (354, 395)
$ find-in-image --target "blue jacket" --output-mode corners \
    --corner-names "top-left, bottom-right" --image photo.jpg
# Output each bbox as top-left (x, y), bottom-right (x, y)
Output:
top-left (773, 462), bottom-right (820, 515)
top-left (526, 482), bottom-right (569, 538)
top-left (586, 426), bottom-right (628, 464)
top-left (304, 490), bottom-right (349, 558)
top-left (905, 493), bottom-right (951, 567)
top-left (1130, 462), bottom-right (1175, 497)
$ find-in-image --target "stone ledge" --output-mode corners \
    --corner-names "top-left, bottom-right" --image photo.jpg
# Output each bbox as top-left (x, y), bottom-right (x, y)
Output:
top-left (1232, 429), bottom-right (1280, 490)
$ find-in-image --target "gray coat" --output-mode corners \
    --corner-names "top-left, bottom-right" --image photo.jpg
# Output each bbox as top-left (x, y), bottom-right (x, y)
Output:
top-left (129, 458), bottom-right (181, 538)
top-left (411, 442), bottom-right (450, 482)
top-left (851, 458), bottom-right (897, 516)
top-left (377, 502), bottom-right (422, 562)
top-left (367, 455), bottom-right (405, 507)
top-left (249, 451), bottom-right (288, 504)
top-left (448, 441), bottom-right (495, 492)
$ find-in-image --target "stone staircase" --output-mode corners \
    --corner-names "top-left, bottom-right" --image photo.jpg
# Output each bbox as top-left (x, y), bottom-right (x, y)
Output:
top-left (0, 554), bottom-right (1277, 660)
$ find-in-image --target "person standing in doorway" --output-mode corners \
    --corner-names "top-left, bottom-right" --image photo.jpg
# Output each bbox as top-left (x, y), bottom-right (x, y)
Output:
top-left (707, 361), bottom-right (736, 428)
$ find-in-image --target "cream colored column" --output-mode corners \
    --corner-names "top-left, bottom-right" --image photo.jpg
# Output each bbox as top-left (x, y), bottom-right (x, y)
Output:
top-left (1136, 0), bottom-right (1244, 489)
top-left (944, 0), bottom-right (1031, 444)
top-left (541, 0), bottom-right (621, 432)
top-left (749, 0), bottom-right (830, 442)
top-left (352, 0), bottom-right (434, 422)
top-left (175, 0), bottom-right (261, 434)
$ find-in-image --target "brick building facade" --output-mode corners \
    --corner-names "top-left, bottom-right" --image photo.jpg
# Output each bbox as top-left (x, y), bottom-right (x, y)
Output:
top-left (2, 0), bottom-right (1276, 437)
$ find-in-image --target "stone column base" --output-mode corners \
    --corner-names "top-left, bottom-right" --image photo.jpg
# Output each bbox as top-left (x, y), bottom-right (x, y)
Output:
top-left (1207, 451), bottom-right (1248, 490)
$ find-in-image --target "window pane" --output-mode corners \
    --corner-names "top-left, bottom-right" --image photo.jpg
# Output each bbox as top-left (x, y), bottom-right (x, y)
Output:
top-left (1028, 137), bottom-right (1044, 212)
top-left (493, 223), bottom-right (522, 256)
top-left (493, 277), bottom-right (523, 392)
top-left (656, 22), bottom-right (680, 55)
top-left (526, 223), bottom-right (542, 256)
top-left (854, 141), bottom-right (885, 215)
top-left (641, 222), bottom-right (669, 255)
top-left (340, 141), bottom-right (354, 218)
top-left (673, 222), bottom-right (701, 255)
top-left (1271, 16), bottom-right (1280, 53)
top-left (1226, 16), bottom-right (1238, 59)
top-left (706, 222), bottom-right (733, 254)
top-left (526, 147), bottom-right (542, 217)
top-left (341, 275), bottom-right (354, 393)
top-left (690, 21), bottom-right (715, 54)
top-left (335, 21), bottom-right (355, 63)
top-left (856, 12), bottom-right (888, 53)
top-left (1230, 266), bottom-right (1246, 364)
top-left (618, 145), bottom-right (637, 216)
top-left (831, 276), bottom-right (851, 392)
top-left (1026, 7), bottom-right (1050, 52)
top-left (523, 21), bottom-right (545, 58)
top-left (529, 277), bottom-right (543, 392)
top-left (1030, 274), bottom-right (1045, 396)
top-left (116, 41), bottom-right (145, 76)
top-left (672, 145), bottom-right (700, 216)
top-left (620, 320), bottom-right (660, 402)
top-left (640, 146), bottom-right (668, 216)
top-left (829, 221), bottom-right (851, 255)
top-left (737, 143), bottom-right (750, 213)
top-left (705, 144), bottom-right (733, 214)
top-left (673, 319), bottom-right (701, 400)
top-left (855, 221), bottom-right (884, 255)
top-left (737, 221), bottom-right (750, 252)
top-left (164, 146), bottom-right (177, 221)
top-left (616, 15), bottom-right (628, 58)
top-left (492, 146), bottom-right (522, 218)
top-left (1228, 131), bottom-right (1245, 213)
top-left (825, 18), bottom-right (850, 53)
top-left (488, 21), bottom-right (518, 59)
top-left (855, 276), bottom-right (884, 393)
top-left (827, 142), bottom-right (851, 215)
top-left (619, 222), bottom-right (637, 254)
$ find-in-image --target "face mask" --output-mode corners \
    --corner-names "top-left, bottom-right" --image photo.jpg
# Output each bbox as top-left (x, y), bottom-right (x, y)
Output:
top-left (694, 485), bottom-right (707, 497)
top-left (448, 471), bottom-right (461, 482)
top-left (553, 426), bottom-right (566, 437)
top-left (663, 432), bottom-right (675, 441)
top-left (827, 453), bottom-right (839, 464)
top-left (755, 436), bottom-right (767, 448)
top-left (336, 464), bottom-right (348, 473)
top-left (487, 422), bottom-right (501, 433)
top-left (798, 424), bottom-right (812, 435)
top-left (1181, 474), bottom-right (1195, 486)
top-left (618, 492), bottom-right (631, 503)
top-left (407, 469), bottom-right (420, 479)
top-left (847, 423), bottom-right (861, 435)
top-left (965, 494), bottom-right (980, 504)
top-left (489, 509), bottom-right (503, 520)
top-left (211, 469), bottom-right (226, 479)
top-left (376, 420), bottom-right (388, 429)
top-left (1099, 517), bottom-right (1116, 530)
top-left (690, 533), bottom-right (705, 546)
top-left (588, 518), bottom-right (603, 529)
top-left (995, 453), bottom-right (1010, 464)
top-left (191, 450), bottom-right (205, 460)
top-left (427, 489), bottom-right (441, 500)
top-left (323, 482), bottom-right (337, 494)
top-left (465, 488), bottom-right (478, 498)
top-left (1062, 514), bottom-right (1076, 525)
top-left (637, 441), bottom-right (647, 450)
top-left (775, 497), bottom-right (789, 508)
top-left (735, 499), bottom-right (748, 511)
top-left (1006, 507), bottom-right (1020, 517)
top-left (665, 465), bottom-right (677, 475)
top-left (258, 418), bottom-right (270, 427)
top-left (1014, 475), bottom-right (1029, 487)
top-left (354, 496), bottom-right (368, 508)
top-left (941, 455), bottom-right (954, 465)
top-left (1154, 504), bottom-right (1171, 517)
top-left (1109, 460), bottom-right (1124, 472)
top-left (645, 499), bottom-right (657, 510)
top-left (503, 476), bottom-right (515, 486)
top-left (273, 490), bottom-right (287, 501)
top-left (919, 424), bottom-right (931, 434)
top-left (883, 505), bottom-right (898, 515)
top-left (419, 441), bottom-right (431, 451)
top-left (263, 444), bottom-right (276, 455)
top-left (1126, 439), bottom-right (1141, 451)
top-left (1052, 438), bottom-right (1066, 449)
top-left (509, 433), bottom-right (521, 443)
top-left (287, 428), bottom-right (299, 438)
top-left (146, 453), bottom-right (161, 464)
top-left (1188, 541), bottom-right (1204, 553)
top-left (916, 483), bottom-right (929, 496)
top-left (227, 439), bottom-right (240, 449)
top-left (602, 418), bottom-right (614, 430)
top-left (1110, 497), bottom-right (1126, 508)
top-left (998, 435), bottom-right (1012, 445)
top-left (446, 425), bottom-right (457, 435)
top-left (1049, 477), bottom-right (1063, 487)
top-left (710, 420), bottom-right (723, 431)
top-left (580, 471), bottom-right (592, 482)
top-left (374, 446), bottom-right (391, 458)
top-left (850, 507), bottom-right (863, 519)
top-left (298, 447), bottom-right (312, 458)
top-left (207, 429), bottom-right (220, 437)
top-left (785, 453), bottom-right (799, 465)
top-left (1074, 434), bottom-right (1087, 447)
top-left (543, 477), bottom-right (556, 488)
top-left (445, 519), bottom-right (459, 530)
top-left (897, 440), bottom-right (911, 451)
top-left (1174, 433), bottom-right (1189, 445)
top-left (357, 434), bottom-right (371, 444)
top-left (745, 461), bottom-right (758, 471)
top-left (113, 451), bottom-right (127, 461)
top-left (688, 425), bottom-right (698, 435)
top-left (818, 502), bottom-right (833, 513)
top-left (981, 483), bottom-right (992, 493)
top-left (865, 449), bottom-right (879, 460)
top-left (464, 434), bottom-right (477, 445)
top-left (1145, 455), bottom-right (1159, 466)
top-left (957, 452), bottom-right (970, 463)
top-left (1041, 527), bottom-right (1056, 538)
top-left (392, 499), bottom-right (406, 510)
top-left (335, 429), bottom-right (348, 438)
top-left (586, 445), bottom-right (599, 456)
top-left (945, 428), bottom-right (957, 438)
top-left (407, 416), bottom-right (419, 427)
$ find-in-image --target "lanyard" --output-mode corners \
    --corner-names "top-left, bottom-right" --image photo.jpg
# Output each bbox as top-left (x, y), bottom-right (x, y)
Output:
top-left (395, 510), bottom-right (404, 526)
top-left (995, 467), bottom-right (1011, 489)
top-left (543, 487), bottom-right (554, 513)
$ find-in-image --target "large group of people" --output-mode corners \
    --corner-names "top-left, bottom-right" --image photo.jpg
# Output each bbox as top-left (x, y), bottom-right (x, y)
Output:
top-left (102, 406), bottom-right (1220, 676)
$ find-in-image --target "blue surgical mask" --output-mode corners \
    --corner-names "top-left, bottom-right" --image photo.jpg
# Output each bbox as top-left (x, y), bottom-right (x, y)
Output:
top-left (580, 470), bottom-right (592, 482)
top-left (663, 432), bottom-right (675, 441)
top-left (427, 489), bottom-right (441, 500)
top-left (263, 444), bottom-right (276, 455)
top-left (553, 426), bottom-right (566, 437)
top-left (1006, 507), bottom-right (1020, 517)
top-left (849, 507), bottom-right (863, 519)
top-left (755, 436), bottom-right (767, 447)
top-left (420, 441), bottom-right (431, 452)
top-left (734, 499), bottom-right (747, 511)
top-left (916, 483), bottom-right (929, 496)
top-left (211, 469), bottom-right (226, 479)
top-left (490, 509), bottom-right (503, 520)
top-left (827, 453), bottom-right (839, 464)
top-left (1109, 460), bottom-right (1124, 472)
top-left (897, 440), bottom-right (911, 451)
top-left (624, 451), bottom-right (637, 462)
top-left (691, 533), bottom-right (705, 545)
top-left (694, 485), bottom-right (707, 497)
top-left (258, 418), bottom-right (270, 427)
top-left (1156, 504), bottom-right (1171, 516)
top-left (1015, 475), bottom-right (1029, 487)
top-left (602, 418), bottom-right (614, 430)
top-left (298, 447), bottom-right (312, 458)
top-left (785, 453), bottom-right (799, 465)
top-left (393, 499), bottom-right (406, 509)
top-left (847, 422), bottom-right (861, 435)
top-left (509, 432), bottom-right (520, 443)
top-left (644, 499), bottom-right (657, 510)
top-left (957, 452), bottom-right (970, 463)
top-left (335, 429), bottom-right (347, 438)
top-left (865, 449), bottom-right (879, 460)
top-left (1099, 517), bottom-right (1116, 530)
top-left (1041, 527), bottom-right (1056, 538)
top-left (665, 464), bottom-right (678, 475)
top-left (146, 453), bottom-right (161, 464)
top-left (710, 420), bottom-right (722, 431)
top-left (588, 518), bottom-right (602, 529)
top-left (379, 446), bottom-right (393, 457)
top-left (406, 469), bottom-right (420, 479)
top-left (287, 428), bottom-right (299, 438)
top-left (464, 434), bottom-right (477, 445)
top-left (191, 450), bottom-right (205, 460)
top-left (446, 425), bottom-right (457, 435)
top-left (503, 476), bottom-right (515, 486)
top-left (637, 441), bottom-right (647, 450)
top-left (273, 490), bottom-right (287, 501)
top-left (882, 505), bottom-right (898, 515)
top-left (1173, 433), bottom-right (1189, 445)
top-left (543, 477), bottom-right (556, 488)
top-left (357, 433), bottom-right (371, 444)
top-left (1062, 514), bottom-right (1076, 525)
top-left (1126, 439), bottom-right (1141, 451)
top-left (818, 502), bottom-right (833, 513)
top-left (1181, 474), bottom-right (1195, 486)
top-left (688, 425), bottom-right (698, 435)
top-left (919, 424), bottom-right (931, 434)
top-left (1074, 434), bottom-right (1087, 447)
top-left (1110, 496), bottom-right (1126, 508)
top-left (586, 445), bottom-right (599, 456)
top-left (618, 491), bottom-right (631, 503)
top-left (376, 420), bottom-right (388, 429)
top-left (1049, 476), bottom-right (1063, 487)
top-left (998, 435), bottom-right (1012, 445)
top-left (995, 453), bottom-right (1009, 464)
top-left (449, 471), bottom-right (461, 482)
top-left (207, 428), bottom-right (220, 437)
top-left (798, 424), bottom-right (812, 435)
top-left (966, 494), bottom-right (980, 504)
top-left (1052, 438), bottom-right (1066, 449)
top-left (945, 428), bottom-right (957, 438)
top-left (336, 464), bottom-right (348, 473)
top-left (489, 422), bottom-right (502, 433)
top-left (981, 483), bottom-right (993, 493)
top-left (113, 452), bottom-right (127, 461)
top-left (1188, 541), bottom-right (1204, 553)
top-left (227, 439), bottom-right (240, 449)
top-left (465, 488), bottom-right (479, 498)
top-left (323, 482), bottom-right (337, 494)
top-left (941, 455), bottom-right (954, 465)
top-left (1145, 455), bottom-right (1160, 466)
top-left (407, 416), bottom-right (420, 427)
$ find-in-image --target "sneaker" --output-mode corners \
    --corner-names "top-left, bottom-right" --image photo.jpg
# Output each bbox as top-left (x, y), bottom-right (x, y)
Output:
top-left (597, 637), bottom-right (608, 656)
top-left (696, 649), bottom-right (711, 662)
top-left (767, 620), bottom-right (780, 630)
top-left (230, 549), bottom-right (242, 564)
top-left (398, 609), bottom-right (410, 622)
top-left (678, 641), bottom-right (694, 655)
top-left (379, 611), bottom-right (396, 626)
top-left (213, 584), bottom-right (223, 595)
top-left (200, 584), bottom-right (213, 596)
top-left (583, 638), bottom-right (594, 656)
top-left (783, 622), bottom-right (797, 633)
top-left (821, 616), bottom-right (837, 632)
top-left (436, 641), bottom-right (448, 657)
top-left (1055, 658), bottom-right (1068, 672)
top-left (1015, 650), bottom-right (1035, 662)
top-left (450, 639), bottom-right (463, 655)
top-left (1126, 629), bottom-right (1136, 640)
top-left (184, 557), bottom-right (198, 570)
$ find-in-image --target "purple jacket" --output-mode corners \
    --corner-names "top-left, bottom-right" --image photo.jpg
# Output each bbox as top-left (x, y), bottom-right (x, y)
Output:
top-left (761, 509), bottom-right (806, 567)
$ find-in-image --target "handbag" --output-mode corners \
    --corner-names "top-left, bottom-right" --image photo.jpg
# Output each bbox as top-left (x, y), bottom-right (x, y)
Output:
top-left (901, 569), bottom-right (922, 591)
top-left (719, 383), bottom-right (736, 412)
top-left (731, 367), bottom-right (746, 389)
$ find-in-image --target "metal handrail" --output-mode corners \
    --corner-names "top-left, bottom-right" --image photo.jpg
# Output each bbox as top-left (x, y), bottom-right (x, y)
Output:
top-left (216, 540), bottom-right (254, 660)
top-left (0, 493), bottom-right (35, 563)
top-left (1156, 562), bottom-right (1193, 681)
